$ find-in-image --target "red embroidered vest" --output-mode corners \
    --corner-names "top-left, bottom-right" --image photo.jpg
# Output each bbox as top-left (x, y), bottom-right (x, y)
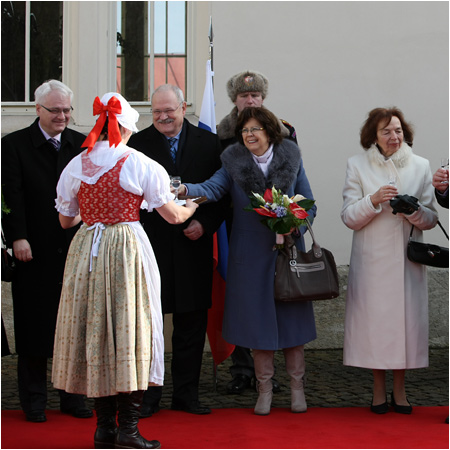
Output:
top-left (78, 155), bottom-right (143, 225)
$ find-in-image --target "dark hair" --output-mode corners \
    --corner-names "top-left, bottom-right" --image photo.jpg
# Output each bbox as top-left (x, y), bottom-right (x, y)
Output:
top-left (360, 107), bottom-right (414, 149)
top-left (235, 107), bottom-right (283, 146)
top-left (99, 118), bottom-right (124, 141)
top-left (101, 117), bottom-right (109, 135)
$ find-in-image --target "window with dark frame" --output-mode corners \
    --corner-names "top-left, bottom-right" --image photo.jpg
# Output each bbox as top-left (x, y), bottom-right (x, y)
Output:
top-left (0, 1), bottom-right (187, 104)
top-left (1, 1), bottom-right (63, 102)
top-left (116, 1), bottom-right (187, 102)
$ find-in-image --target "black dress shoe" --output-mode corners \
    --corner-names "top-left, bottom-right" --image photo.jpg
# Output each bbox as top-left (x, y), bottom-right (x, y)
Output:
top-left (370, 398), bottom-right (389, 414)
top-left (171, 400), bottom-right (211, 415)
top-left (227, 374), bottom-right (252, 394)
top-left (391, 392), bottom-right (412, 414)
top-left (26, 410), bottom-right (47, 423)
top-left (140, 402), bottom-right (160, 418)
top-left (61, 404), bottom-right (93, 418)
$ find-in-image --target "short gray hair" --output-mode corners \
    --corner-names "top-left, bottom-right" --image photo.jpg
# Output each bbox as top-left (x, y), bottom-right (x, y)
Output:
top-left (151, 84), bottom-right (184, 104)
top-left (34, 79), bottom-right (73, 105)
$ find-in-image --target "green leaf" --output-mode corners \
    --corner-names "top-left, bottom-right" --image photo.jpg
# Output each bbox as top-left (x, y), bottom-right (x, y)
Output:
top-left (298, 199), bottom-right (315, 210)
top-left (1, 190), bottom-right (10, 215)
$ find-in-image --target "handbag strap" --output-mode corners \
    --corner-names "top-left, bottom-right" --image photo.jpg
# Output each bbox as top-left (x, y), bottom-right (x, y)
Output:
top-left (305, 218), bottom-right (323, 258)
top-left (409, 220), bottom-right (449, 240)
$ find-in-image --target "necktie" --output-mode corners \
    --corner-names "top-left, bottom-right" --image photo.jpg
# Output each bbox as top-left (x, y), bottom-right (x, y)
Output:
top-left (48, 138), bottom-right (61, 151)
top-left (168, 137), bottom-right (177, 163)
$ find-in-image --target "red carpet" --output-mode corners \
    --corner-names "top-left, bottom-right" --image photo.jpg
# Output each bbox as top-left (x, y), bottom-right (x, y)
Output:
top-left (2, 407), bottom-right (448, 449)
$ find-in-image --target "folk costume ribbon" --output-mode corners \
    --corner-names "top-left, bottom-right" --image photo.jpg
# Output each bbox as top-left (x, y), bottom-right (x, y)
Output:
top-left (82, 96), bottom-right (123, 152)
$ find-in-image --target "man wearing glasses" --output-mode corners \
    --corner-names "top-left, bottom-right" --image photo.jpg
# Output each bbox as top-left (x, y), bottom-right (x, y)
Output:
top-left (217, 70), bottom-right (298, 396)
top-left (129, 84), bottom-right (228, 416)
top-left (2, 79), bottom-right (92, 423)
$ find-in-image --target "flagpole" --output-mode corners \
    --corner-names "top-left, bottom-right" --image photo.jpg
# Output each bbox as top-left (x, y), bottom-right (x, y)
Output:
top-left (208, 15), bottom-right (218, 392)
top-left (208, 16), bottom-right (213, 72)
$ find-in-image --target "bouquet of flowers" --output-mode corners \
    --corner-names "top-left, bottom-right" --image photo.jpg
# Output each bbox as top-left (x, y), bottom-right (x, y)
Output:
top-left (245, 186), bottom-right (315, 247)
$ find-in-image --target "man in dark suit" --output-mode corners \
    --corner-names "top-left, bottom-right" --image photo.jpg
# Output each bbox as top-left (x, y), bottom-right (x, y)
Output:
top-left (129, 84), bottom-right (227, 416)
top-left (2, 80), bottom-right (92, 423)
top-left (432, 164), bottom-right (448, 425)
top-left (432, 166), bottom-right (449, 208)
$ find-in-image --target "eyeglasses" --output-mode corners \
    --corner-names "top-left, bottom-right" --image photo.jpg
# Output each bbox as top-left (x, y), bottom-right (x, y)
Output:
top-left (39, 104), bottom-right (73, 115)
top-left (241, 127), bottom-right (264, 135)
top-left (151, 102), bottom-right (183, 117)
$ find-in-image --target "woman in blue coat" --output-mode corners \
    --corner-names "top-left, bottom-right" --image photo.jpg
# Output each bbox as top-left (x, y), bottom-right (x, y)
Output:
top-left (182, 107), bottom-right (317, 415)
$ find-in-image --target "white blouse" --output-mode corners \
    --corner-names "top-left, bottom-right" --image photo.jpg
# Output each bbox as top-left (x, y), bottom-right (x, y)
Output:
top-left (252, 144), bottom-right (274, 177)
top-left (55, 141), bottom-right (174, 216)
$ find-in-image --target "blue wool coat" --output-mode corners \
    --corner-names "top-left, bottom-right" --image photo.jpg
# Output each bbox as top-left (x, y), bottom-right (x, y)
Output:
top-left (186, 139), bottom-right (317, 350)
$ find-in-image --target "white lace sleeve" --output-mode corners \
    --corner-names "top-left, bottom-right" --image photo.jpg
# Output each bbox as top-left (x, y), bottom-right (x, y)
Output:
top-left (55, 158), bottom-right (82, 217)
top-left (120, 150), bottom-right (174, 211)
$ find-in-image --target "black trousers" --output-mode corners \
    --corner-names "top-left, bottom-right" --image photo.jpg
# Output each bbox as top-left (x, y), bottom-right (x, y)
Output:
top-left (17, 355), bottom-right (86, 413)
top-left (229, 346), bottom-right (255, 378)
top-left (143, 309), bottom-right (208, 406)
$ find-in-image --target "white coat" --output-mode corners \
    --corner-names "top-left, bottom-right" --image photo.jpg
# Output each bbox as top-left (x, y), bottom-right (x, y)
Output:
top-left (341, 143), bottom-right (438, 370)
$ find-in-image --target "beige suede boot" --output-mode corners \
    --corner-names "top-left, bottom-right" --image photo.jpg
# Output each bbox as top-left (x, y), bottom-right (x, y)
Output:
top-left (283, 345), bottom-right (307, 413)
top-left (253, 349), bottom-right (274, 416)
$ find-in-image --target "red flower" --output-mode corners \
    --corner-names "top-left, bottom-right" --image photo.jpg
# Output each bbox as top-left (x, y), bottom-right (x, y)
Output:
top-left (289, 203), bottom-right (308, 219)
top-left (254, 206), bottom-right (277, 218)
top-left (263, 188), bottom-right (273, 203)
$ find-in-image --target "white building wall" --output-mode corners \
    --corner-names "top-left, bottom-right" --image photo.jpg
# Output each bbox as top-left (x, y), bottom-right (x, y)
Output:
top-left (207, 1), bottom-right (449, 264)
top-left (1, 1), bottom-right (448, 264)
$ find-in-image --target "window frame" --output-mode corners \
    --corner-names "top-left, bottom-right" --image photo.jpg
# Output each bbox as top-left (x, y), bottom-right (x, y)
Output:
top-left (1, 1), bottom-right (65, 109)
top-left (116, 1), bottom-right (193, 110)
top-left (2, 1), bottom-right (196, 117)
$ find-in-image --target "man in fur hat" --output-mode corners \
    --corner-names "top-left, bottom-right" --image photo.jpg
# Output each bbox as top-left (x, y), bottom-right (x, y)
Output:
top-left (217, 70), bottom-right (297, 150)
top-left (217, 70), bottom-right (298, 395)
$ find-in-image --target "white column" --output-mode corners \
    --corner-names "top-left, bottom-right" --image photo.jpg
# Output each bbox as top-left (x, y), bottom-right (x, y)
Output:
top-left (63, 1), bottom-right (117, 130)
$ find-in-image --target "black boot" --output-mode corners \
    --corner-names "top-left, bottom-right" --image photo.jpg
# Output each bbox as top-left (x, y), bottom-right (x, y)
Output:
top-left (94, 396), bottom-right (117, 449)
top-left (116, 391), bottom-right (161, 449)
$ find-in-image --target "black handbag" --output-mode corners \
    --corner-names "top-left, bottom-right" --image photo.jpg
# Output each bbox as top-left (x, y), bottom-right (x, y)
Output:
top-left (407, 221), bottom-right (449, 268)
top-left (1, 231), bottom-right (15, 282)
top-left (274, 219), bottom-right (339, 302)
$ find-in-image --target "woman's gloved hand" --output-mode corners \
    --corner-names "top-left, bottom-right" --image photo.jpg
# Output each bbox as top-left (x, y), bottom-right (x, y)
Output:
top-left (389, 194), bottom-right (420, 215)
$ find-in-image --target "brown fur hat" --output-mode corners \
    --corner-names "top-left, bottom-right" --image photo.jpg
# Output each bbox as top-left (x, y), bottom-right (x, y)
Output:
top-left (226, 70), bottom-right (269, 102)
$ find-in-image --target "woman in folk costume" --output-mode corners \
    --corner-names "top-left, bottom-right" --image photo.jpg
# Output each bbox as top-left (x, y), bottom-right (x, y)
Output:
top-left (52, 92), bottom-right (198, 449)
top-left (341, 107), bottom-right (438, 415)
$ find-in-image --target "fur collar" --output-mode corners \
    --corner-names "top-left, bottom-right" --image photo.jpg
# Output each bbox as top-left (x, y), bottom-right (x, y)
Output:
top-left (217, 107), bottom-right (291, 140)
top-left (220, 139), bottom-right (301, 195)
top-left (367, 142), bottom-right (412, 168)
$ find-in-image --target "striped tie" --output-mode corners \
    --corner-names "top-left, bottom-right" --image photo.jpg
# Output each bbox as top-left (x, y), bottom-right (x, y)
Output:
top-left (168, 137), bottom-right (177, 163)
top-left (48, 138), bottom-right (61, 151)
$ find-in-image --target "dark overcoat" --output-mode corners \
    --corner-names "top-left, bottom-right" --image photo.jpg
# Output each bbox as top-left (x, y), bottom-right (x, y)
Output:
top-left (435, 189), bottom-right (449, 209)
top-left (1, 118), bottom-right (85, 356)
top-left (128, 120), bottom-right (228, 314)
top-left (186, 139), bottom-right (318, 350)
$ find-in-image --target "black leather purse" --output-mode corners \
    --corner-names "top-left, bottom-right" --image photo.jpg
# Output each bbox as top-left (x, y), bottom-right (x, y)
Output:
top-left (274, 219), bottom-right (339, 302)
top-left (407, 221), bottom-right (449, 268)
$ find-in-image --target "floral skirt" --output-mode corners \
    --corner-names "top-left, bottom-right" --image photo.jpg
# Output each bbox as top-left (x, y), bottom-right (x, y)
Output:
top-left (52, 222), bottom-right (164, 398)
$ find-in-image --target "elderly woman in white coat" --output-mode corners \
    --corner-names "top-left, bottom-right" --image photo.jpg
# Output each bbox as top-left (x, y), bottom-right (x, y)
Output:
top-left (179, 107), bottom-right (317, 416)
top-left (341, 107), bottom-right (438, 415)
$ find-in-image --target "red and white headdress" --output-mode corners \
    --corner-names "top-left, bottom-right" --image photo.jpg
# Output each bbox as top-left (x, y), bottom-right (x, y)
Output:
top-left (82, 92), bottom-right (139, 152)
